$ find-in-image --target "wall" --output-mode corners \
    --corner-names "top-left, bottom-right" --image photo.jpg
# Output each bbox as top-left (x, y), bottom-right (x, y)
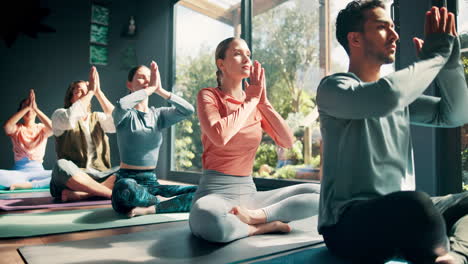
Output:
top-left (0, 0), bottom-right (173, 178)
top-left (135, 0), bottom-right (174, 178)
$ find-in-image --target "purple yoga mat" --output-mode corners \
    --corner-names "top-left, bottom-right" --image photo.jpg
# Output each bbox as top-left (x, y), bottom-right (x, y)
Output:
top-left (0, 197), bottom-right (110, 211)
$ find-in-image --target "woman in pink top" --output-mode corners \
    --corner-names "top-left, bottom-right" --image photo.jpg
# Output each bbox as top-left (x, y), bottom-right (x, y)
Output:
top-left (189, 37), bottom-right (320, 243)
top-left (0, 89), bottom-right (53, 190)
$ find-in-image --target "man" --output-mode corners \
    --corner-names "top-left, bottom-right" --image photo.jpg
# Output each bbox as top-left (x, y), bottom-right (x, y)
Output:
top-left (50, 66), bottom-right (118, 201)
top-left (317, 1), bottom-right (468, 263)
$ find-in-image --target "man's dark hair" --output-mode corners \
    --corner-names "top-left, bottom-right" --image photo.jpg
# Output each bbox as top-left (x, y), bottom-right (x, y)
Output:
top-left (336, 0), bottom-right (386, 54)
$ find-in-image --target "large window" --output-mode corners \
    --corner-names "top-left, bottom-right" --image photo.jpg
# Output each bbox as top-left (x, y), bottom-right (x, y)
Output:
top-left (459, 0), bottom-right (468, 191)
top-left (171, 0), bottom-right (393, 182)
top-left (173, 0), bottom-right (240, 173)
top-left (250, 0), bottom-right (321, 181)
top-left (249, 0), bottom-right (393, 181)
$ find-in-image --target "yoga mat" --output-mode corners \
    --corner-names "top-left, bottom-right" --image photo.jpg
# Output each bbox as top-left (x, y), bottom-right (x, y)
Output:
top-left (0, 208), bottom-right (188, 238)
top-left (19, 216), bottom-right (323, 264)
top-left (0, 191), bottom-right (51, 200)
top-left (0, 188), bottom-right (49, 194)
top-left (251, 244), bottom-right (409, 264)
top-left (0, 197), bottom-right (110, 211)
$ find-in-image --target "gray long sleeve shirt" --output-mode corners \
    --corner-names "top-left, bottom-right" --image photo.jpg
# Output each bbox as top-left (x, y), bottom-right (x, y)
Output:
top-left (316, 33), bottom-right (468, 232)
top-left (113, 90), bottom-right (194, 167)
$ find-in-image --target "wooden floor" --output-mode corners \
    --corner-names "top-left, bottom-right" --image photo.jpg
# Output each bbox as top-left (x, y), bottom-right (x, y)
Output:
top-left (0, 180), bottom-right (191, 264)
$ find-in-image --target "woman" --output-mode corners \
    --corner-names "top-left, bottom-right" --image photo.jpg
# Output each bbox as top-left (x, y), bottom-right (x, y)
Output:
top-left (0, 89), bottom-right (53, 190)
top-left (50, 66), bottom-right (118, 201)
top-left (111, 61), bottom-right (197, 217)
top-left (189, 37), bottom-right (320, 243)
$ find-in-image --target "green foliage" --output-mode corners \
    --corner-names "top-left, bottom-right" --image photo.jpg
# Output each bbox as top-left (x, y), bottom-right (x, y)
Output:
top-left (252, 1), bottom-right (319, 117)
top-left (174, 120), bottom-right (195, 170)
top-left (253, 143), bottom-right (278, 172)
top-left (309, 154), bottom-right (321, 168)
top-left (462, 55), bottom-right (468, 78)
top-left (252, 140), bottom-right (305, 173)
top-left (273, 165), bottom-right (297, 179)
top-left (288, 140), bottom-right (304, 164)
top-left (173, 47), bottom-right (217, 172)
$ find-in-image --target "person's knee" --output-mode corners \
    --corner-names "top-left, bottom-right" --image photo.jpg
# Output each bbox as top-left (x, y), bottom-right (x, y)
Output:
top-left (400, 191), bottom-right (435, 217)
top-left (398, 191), bottom-right (446, 244)
top-left (189, 197), bottom-right (232, 243)
top-left (297, 183), bottom-right (320, 194)
top-left (54, 159), bottom-right (82, 181)
top-left (111, 178), bottom-right (138, 214)
top-left (50, 159), bottom-right (74, 198)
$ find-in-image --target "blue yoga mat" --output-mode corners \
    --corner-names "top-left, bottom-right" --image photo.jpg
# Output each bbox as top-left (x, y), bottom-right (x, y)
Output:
top-left (251, 244), bottom-right (408, 264)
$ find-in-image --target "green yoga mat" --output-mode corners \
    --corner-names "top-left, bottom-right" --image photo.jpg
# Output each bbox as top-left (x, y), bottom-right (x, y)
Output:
top-left (0, 208), bottom-right (188, 238)
top-left (0, 188), bottom-right (49, 194)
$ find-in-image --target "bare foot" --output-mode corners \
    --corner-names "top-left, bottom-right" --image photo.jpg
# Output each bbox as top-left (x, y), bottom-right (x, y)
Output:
top-left (10, 182), bottom-right (33, 190)
top-left (249, 221), bottom-right (292, 236)
top-left (230, 206), bottom-right (267, 225)
top-left (61, 189), bottom-right (90, 202)
top-left (436, 253), bottom-right (460, 264)
top-left (128, 206), bottom-right (156, 218)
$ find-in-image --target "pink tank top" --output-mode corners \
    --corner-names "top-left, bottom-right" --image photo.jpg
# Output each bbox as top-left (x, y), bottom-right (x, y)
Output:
top-left (9, 123), bottom-right (48, 162)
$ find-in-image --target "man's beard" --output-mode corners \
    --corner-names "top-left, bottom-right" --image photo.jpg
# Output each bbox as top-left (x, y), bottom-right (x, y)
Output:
top-left (376, 52), bottom-right (395, 64)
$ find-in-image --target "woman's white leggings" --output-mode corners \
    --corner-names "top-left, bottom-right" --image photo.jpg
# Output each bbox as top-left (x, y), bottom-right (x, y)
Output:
top-left (189, 170), bottom-right (320, 243)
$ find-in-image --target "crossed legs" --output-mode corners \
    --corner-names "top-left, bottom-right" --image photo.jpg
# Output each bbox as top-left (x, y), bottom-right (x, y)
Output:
top-left (189, 183), bottom-right (320, 243)
top-left (61, 172), bottom-right (115, 201)
top-left (50, 159), bottom-right (116, 201)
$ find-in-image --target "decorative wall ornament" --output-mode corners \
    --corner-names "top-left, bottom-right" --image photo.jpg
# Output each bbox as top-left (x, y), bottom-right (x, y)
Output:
top-left (89, 3), bottom-right (110, 65)
top-left (121, 16), bottom-right (137, 38)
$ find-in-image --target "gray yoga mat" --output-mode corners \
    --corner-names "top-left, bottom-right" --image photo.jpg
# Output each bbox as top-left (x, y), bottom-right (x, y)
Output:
top-left (0, 208), bottom-right (188, 238)
top-left (0, 191), bottom-right (51, 200)
top-left (19, 216), bottom-right (323, 264)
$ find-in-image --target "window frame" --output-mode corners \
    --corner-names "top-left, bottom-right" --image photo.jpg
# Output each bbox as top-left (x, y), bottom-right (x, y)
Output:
top-left (435, 0), bottom-right (464, 195)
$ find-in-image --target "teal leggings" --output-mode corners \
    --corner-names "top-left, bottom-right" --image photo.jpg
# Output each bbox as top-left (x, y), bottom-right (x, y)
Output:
top-left (111, 169), bottom-right (197, 214)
